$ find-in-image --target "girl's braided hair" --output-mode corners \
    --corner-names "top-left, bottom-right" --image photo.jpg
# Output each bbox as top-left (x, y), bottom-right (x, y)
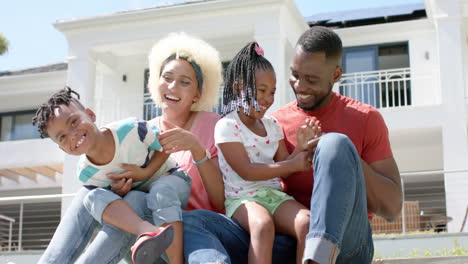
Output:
top-left (221, 41), bottom-right (274, 116)
top-left (32, 86), bottom-right (83, 138)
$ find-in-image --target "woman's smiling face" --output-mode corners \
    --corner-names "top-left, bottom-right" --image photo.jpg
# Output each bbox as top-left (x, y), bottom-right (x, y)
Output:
top-left (158, 59), bottom-right (201, 115)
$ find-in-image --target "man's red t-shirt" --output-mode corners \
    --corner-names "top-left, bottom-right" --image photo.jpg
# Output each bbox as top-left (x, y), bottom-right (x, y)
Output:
top-left (271, 92), bottom-right (393, 209)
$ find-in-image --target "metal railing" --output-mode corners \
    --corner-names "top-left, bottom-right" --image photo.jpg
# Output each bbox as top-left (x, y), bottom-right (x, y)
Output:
top-left (370, 169), bottom-right (468, 235)
top-left (339, 67), bottom-right (412, 109)
top-left (0, 214), bottom-right (15, 251)
top-left (143, 91), bottom-right (223, 121)
top-left (0, 193), bottom-right (73, 252)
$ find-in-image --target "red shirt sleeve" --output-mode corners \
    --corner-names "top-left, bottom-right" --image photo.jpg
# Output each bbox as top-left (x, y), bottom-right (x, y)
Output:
top-left (362, 109), bottom-right (393, 164)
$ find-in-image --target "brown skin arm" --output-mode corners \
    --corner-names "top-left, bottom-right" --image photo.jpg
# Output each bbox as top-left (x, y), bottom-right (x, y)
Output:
top-left (189, 142), bottom-right (225, 211)
top-left (219, 140), bottom-right (310, 181)
top-left (107, 151), bottom-right (170, 182)
top-left (362, 156), bottom-right (402, 221)
top-left (158, 122), bottom-right (225, 211)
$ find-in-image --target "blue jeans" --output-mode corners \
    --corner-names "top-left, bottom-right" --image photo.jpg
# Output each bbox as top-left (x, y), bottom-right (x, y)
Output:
top-left (183, 209), bottom-right (296, 264)
top-left (183, 133), bottom-right (372, 264)
top-left (37, 188), bottom-right (157, 264)
top-left (303, 133), bottom-right (373, 263)
top-left (83, 168), bottom-right (191, 226)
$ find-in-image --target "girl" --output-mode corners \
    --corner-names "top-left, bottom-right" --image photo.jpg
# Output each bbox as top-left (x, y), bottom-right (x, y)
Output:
top-left (214, 41), bottom-right (321, 264)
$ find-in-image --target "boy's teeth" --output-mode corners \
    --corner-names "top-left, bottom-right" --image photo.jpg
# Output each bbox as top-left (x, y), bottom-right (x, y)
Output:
top-left (76, 135), bottom-right (85, 148)
top-left (298, 94), bottom-right (311, 99)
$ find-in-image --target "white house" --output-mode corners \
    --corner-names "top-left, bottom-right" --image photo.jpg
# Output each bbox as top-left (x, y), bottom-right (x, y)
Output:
top-left (0, 0), bottom-right (467, 259)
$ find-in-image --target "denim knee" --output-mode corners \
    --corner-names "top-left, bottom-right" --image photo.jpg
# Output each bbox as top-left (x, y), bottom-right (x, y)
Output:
top-left (147, 174), bottom-right (191, 226)
top-left (317, 133), bottom-right (354, 154)
top-left (83, 188), bottom-right (121, 224)
top-left (123, 190), bottom-right (152, 220)
top-left (314, 133), bottom-right (361, 179)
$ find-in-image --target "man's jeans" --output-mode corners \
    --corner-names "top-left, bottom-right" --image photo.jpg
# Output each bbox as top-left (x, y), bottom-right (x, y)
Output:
top-left (303, 133), bottom-right (373, 263)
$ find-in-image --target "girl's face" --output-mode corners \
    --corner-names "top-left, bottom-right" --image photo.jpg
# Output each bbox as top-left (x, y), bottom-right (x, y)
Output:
top-left (249, 69), bottom-right (276, 119)
top-left (158, 59), bottom-right (201, 115)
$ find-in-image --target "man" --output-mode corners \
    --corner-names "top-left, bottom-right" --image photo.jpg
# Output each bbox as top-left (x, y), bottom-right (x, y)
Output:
top-left (182, 26), bottom-right (402, 264)
top-left (271, 26), bottom-right (402, 263)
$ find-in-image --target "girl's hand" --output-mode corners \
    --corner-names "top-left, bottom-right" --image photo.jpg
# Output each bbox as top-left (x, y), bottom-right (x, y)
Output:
top-left (107, 164), bottom-right (150, 182)
top-left (288, 151), bottom-right (313, 174)
top-left (110, 177), bottom-right (133, 197)
top-left (297, 118), bottom-right (321, 151)
top-left (158, 119), bottom-right (206, 160)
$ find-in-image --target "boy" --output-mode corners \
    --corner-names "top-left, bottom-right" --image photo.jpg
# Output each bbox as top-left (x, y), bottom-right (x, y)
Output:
top-left (33, 87), bottom-right (191, 264)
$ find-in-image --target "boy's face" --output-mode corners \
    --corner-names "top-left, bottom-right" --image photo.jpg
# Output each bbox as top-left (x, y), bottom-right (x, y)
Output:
top-left (46, 102), bottom-right (99, 156)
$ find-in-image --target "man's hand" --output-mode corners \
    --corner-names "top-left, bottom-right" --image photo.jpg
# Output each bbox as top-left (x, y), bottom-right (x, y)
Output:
top-left (297, 117), bottom-right (321, 152)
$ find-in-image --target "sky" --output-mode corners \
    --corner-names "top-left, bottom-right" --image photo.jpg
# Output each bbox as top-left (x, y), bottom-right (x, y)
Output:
top-left (0, 0), bottom-right (423, 71)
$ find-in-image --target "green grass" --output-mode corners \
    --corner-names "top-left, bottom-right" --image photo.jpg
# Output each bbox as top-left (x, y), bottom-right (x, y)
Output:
top-left (373, 238), bottom-right (468, 260)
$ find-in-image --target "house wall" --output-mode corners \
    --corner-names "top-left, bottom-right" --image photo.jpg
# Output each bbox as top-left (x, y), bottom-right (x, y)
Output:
top-left (0, 71), bottom-right (66, 191)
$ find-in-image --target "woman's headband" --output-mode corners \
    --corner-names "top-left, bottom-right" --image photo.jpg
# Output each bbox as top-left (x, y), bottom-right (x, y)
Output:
top-left (160, 54), bottom-right (204, 93)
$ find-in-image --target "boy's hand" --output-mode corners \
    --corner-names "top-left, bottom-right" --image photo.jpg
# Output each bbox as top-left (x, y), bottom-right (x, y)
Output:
top-left (297, 118), bottom-right (321, 152)
top-left (107, 164), bottom-right (150, 182)
top-left (111, 178), bottom-right (133, 197)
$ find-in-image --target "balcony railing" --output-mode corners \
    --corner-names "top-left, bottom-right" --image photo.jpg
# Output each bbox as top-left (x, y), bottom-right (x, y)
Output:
top-left (0, 194), bottom-right (73, 252)
top-left (143, 93), bottom-right (162, 121)
top-left (339, 67), bottom-right (412, 109)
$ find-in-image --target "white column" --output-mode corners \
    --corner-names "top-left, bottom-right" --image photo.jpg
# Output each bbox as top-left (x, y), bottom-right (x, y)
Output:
top-left (61, 48), bottom-right (96, 213)
top-left (254, 17), bottom-right (295, 113)
top-left (94, 60), bottom-right (123, 126)
top-left (431, 0), bottom-right (468, 232)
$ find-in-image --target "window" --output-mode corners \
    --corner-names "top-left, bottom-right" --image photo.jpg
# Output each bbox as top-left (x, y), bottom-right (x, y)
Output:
top-left (0, 111), bottom-right (40, 141)
top-left (340, 43), bottom-right (411, 108)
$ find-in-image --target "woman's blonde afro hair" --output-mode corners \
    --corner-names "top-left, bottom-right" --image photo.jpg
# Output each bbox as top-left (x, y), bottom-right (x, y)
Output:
top-left (148, 32), bottom-right (222, 111)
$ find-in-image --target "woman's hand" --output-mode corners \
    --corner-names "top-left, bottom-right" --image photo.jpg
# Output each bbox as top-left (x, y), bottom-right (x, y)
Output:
top-left (158, 119), bottom-right (206, 160)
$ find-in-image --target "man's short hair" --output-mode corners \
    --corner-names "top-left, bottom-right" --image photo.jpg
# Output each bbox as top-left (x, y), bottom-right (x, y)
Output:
top-left (297, 26), bottom-right (343, 61)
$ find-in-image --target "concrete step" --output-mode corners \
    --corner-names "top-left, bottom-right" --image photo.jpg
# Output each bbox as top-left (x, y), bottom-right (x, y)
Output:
top-left (373, 255), bottom-right (468, 264)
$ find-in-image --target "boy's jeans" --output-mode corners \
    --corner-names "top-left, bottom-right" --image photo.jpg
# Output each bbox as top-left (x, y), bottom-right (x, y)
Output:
top-left (37, 187), bottom-right (136, 264)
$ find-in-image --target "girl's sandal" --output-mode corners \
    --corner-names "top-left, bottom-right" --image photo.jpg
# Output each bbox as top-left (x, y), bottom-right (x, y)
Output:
top-left (131, 224), bottom-right (174, 264)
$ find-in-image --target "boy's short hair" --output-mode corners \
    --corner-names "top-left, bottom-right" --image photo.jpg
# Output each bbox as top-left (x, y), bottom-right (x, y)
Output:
top-left (32, 87), bottom-right (84, 138)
